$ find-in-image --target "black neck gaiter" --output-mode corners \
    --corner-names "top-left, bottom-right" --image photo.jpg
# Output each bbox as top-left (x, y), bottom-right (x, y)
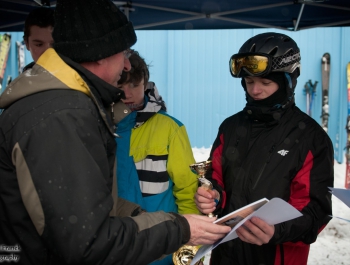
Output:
top-left (242, 72), bottom-right (291, 122)
top-left (242, 72), bottom-right (288, 107)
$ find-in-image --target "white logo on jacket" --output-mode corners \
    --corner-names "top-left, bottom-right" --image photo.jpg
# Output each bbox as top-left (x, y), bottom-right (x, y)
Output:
top-left (277, 150), bottom-right (289, 156)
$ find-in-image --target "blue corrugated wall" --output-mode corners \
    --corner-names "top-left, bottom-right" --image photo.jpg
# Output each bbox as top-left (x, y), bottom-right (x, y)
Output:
top-left (1, 27), bottom-right (350, 163)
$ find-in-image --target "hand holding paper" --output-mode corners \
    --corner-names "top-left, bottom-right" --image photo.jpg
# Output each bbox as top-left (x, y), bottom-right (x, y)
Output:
top-left (183, 214), bottom-right (231, 246)
top-left (190, 197), bottom-right (302, 265)
top-left (236, 216), bottom-right (275, 245)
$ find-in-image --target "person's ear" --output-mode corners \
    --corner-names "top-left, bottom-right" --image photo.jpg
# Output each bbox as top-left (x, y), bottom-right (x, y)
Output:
top-left (96, 58), bottom-right (106, 65)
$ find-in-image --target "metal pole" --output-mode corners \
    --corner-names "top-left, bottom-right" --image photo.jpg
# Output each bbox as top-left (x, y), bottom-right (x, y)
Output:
top-left (294, 3), bottom-right (305, 31)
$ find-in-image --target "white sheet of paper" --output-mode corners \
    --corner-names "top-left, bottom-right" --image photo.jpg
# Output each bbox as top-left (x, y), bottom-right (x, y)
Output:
top-left (329, 187), bottom-right (350, 208)
top-left (190, 197), bottom-right (302, 265)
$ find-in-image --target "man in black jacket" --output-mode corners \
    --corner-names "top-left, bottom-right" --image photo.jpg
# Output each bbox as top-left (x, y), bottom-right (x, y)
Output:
top-left (0, 0), bottom-right (230, 264)
top-left (195, 32), bottom-right (333, 265)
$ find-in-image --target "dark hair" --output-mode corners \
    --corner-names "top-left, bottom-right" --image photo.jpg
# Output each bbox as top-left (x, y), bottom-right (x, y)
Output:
top-left (118, 50), bottom-right (150, 89)
top-left (23, 7), bottom-right (55, 42)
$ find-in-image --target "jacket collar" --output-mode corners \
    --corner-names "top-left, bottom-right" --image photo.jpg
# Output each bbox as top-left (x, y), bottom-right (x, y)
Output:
top-left (243, 101), bottom-right (294, 125)
top-left (59, 53), bottom-right (125, 107)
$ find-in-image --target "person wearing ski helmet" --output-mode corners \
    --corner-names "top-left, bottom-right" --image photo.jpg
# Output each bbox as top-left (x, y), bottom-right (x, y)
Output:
top-left (195, 32), bottom-right (334, 265)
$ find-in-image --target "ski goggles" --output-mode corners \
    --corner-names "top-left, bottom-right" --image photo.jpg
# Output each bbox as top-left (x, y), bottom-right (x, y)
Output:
top-left (229, 52), bottom-right (301, 78)
top-left (229, 53), bottom-right (273, 77)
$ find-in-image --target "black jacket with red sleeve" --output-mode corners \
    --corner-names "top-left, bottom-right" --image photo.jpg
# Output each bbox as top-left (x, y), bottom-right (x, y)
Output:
top-left (207, 103), bottom-right (333, 265)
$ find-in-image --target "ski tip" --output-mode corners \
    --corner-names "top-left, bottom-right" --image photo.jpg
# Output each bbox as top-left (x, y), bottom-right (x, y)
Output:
top-left (322, 53), bottom-right (331, 63)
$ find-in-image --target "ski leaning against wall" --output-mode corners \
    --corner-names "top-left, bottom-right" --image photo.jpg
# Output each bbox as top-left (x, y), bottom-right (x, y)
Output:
top-left (16, 41), bottom-right (26, 74)
top-left (0, 33), bottom-right (11, 93)
top-left (321, 53), bottom-right (331, 132)
top-left (304, 80), bottom-right (317, 117)
top-left (345, 62), bottom-right (350, 189)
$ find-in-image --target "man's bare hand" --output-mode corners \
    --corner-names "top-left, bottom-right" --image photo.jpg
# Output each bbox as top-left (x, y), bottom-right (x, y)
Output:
top-left (236, 217), bottom-right (275, 245)
top-left (183, 214), bottom-right (231, 246)
top-left (194, 187), bottom-right (218, 215)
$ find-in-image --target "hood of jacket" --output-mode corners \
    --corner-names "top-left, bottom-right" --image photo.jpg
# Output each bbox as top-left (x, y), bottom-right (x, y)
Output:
top-left (134, 81), bottom-right (167, 128)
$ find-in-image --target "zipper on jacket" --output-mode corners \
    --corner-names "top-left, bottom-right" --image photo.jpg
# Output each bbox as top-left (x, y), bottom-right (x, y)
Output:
top-left (231, 138), bottom-right (240, 154)
top-left (252, 144), bottom-right (276, 190)
top-left (111, 102), bottom-right (115, 123)
top-left (111, 103), bottom-right (120, 138)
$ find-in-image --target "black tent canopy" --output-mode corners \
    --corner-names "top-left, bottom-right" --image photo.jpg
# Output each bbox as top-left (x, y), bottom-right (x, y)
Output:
top-left (0, 0), bottom-right (350, 32)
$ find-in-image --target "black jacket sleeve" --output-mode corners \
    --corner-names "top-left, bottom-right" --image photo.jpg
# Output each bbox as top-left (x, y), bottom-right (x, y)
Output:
top-left (271, 128), bottom-right (333, 244)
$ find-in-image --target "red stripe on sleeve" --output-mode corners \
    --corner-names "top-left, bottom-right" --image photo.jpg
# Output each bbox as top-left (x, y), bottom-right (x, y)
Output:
top-left (288, 150), bottom-right (313, 211)
top-left (211, 133), bottom-right (226, 208)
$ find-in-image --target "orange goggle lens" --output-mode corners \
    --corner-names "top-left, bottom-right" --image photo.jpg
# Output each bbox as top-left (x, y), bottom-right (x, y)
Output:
top-left (230, 55), bottom-right (270, 77)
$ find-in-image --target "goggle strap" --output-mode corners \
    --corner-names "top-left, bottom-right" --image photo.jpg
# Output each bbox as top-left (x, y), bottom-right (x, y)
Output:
top-left (285, 72), bottom-right (292, 88)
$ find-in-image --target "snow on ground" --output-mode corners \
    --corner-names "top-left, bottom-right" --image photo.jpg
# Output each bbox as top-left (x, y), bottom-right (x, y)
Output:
top-left (192, 147), bottom-right (350, 265)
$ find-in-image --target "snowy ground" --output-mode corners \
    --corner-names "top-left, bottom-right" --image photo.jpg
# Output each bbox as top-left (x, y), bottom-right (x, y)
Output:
top-left (192, 147), bottom-right (350, 265)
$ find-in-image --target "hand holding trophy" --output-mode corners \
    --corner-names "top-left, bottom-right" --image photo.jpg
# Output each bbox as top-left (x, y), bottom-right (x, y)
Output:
top-left (190, 160), bottom-right (215, 218)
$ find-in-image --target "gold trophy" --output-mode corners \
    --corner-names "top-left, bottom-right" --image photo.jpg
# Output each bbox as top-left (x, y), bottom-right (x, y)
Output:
top-left (190, 160), bottom-right (215, 217)
top-left (172, 245), bottom-right (202, 265)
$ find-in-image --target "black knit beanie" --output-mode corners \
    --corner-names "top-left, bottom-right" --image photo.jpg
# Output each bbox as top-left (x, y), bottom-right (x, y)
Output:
top-left (53, 0), bottom-right (137, 63)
